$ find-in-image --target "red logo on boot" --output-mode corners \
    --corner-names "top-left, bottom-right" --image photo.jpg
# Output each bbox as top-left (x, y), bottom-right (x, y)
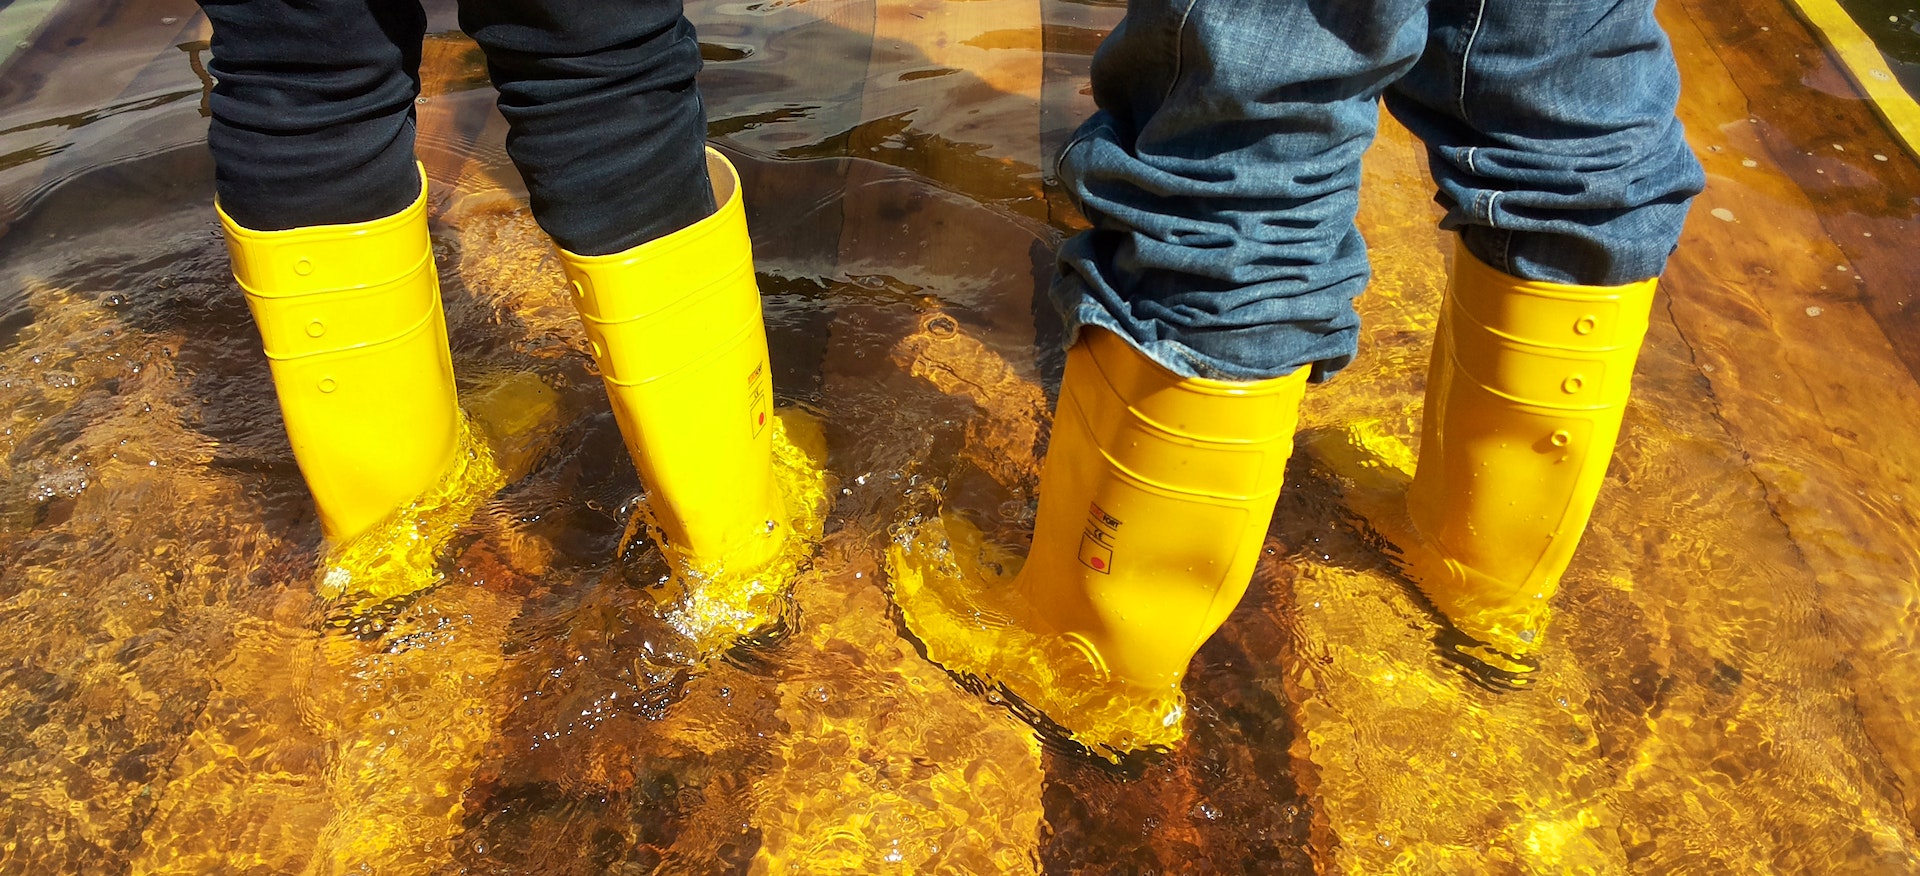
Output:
top-left (1078, 502), bottom-right (1122, 573)
top-left (748, 362), bottom-right (770, 439)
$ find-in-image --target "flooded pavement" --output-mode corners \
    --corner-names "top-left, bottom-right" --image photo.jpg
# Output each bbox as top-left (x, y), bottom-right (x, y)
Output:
top-left (2, 0), bottom-right (1920, 872)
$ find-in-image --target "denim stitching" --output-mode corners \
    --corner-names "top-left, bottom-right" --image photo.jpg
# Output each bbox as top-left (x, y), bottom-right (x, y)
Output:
top-left (1456, 0), bottom-right (1488, 124)
top-left (1166, 0), bottom-right (1203, 104)
top-left (1055, 127), bottom-right (1095, 180)
top-left (1054, 124), bottom-right (1109, 210)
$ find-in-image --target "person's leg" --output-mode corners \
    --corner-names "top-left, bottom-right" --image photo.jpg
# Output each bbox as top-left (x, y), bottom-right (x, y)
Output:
top-left (1376, 0), bottom-right (1705, 662)
top-left (1006, 0), bottom-right (1429, 747)
top-left (460, 0), bottom-right (798, 586)
top-left (200, 0), bottom-right (464, 549)
top-left (1052, 0), bottom-right (1430, 383)
top-left (1386, 0), bottom-right (1702, 285)
top-left (199, 0), bottom-right (427, 229)
top-left (457, 0), bottom-right (714, 255)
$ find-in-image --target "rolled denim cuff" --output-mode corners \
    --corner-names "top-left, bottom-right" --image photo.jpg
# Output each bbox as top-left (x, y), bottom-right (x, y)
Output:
top-left (1048, 262), bottom-right (1354, 384)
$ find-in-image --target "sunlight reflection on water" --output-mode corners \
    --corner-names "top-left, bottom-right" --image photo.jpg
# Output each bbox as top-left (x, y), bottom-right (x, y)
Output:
top-left (2, 0), bottom-right (1920, 872)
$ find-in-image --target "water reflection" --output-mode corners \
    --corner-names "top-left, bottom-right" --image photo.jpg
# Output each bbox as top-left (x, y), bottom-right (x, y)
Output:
top-left (2, 0), bottom-right (1920, 872)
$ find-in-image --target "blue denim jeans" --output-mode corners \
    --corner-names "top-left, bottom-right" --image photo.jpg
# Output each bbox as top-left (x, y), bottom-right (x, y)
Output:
top-left (1052, 0), bottom-right (1706, 380)
top-left (198, 0), bottom-right (714, 255)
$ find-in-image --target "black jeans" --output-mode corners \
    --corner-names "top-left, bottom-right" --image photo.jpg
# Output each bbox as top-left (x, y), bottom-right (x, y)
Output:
top-left (198, 0), bottom-right (715, 255)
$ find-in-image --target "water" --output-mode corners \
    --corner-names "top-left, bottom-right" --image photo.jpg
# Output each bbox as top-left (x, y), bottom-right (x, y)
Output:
top-left (1839, 0), bottom-right (1920, 94)
top-left (2, 0), bottom-right (1919, 872)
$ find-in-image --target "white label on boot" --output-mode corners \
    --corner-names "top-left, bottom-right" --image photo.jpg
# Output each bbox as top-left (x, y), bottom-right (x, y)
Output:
top-left (747, 361), bottom-right (770, 439)
top-left (1079, 501), bottom-right (1122, 573)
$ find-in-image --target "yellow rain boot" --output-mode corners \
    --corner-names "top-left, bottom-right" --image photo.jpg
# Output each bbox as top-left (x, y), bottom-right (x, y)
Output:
top-left (1019, 328), bottom-right (1309, 703)
top-left (1403, 244), bottom-right (1658, 658)
top-left (558, 148), bottom-right (785, 577)
top-left (883, 326), bottom-right (1305, 757)
top-left (218, 168), bottom-right (461, 544)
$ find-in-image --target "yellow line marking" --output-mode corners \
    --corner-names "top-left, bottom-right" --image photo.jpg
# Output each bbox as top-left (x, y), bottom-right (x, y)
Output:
top-left (1783, 0), bottom-right (1920, 162)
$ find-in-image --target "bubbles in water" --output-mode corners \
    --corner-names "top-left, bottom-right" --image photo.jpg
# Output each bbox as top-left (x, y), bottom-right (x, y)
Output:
top-left (31, 468), bottom-right (90, 502)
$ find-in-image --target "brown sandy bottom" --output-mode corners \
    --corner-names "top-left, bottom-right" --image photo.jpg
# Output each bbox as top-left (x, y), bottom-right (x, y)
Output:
top-left (2, 0), bottom-right (1920, 872)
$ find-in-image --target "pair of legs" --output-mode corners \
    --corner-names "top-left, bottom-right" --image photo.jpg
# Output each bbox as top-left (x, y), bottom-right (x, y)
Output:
top-left (199, 0), bottom-right (712, 251)
top-left (1053, 0), bottom-right (1703, 381)
top-left (1010, 0), bottom-right (1705, 723)
top-left (200, 0), bottom-right (791, 591)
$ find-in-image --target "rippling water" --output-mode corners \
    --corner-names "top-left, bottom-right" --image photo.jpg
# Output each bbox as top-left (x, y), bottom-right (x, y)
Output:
top-left (3, 0), bottom-right (1920, 872)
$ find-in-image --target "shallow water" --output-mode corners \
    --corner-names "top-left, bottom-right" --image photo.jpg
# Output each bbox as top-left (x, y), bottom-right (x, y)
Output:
top-left (1839, 0), bottom-right (1920, 93)
top-left (3, 0), bottom-right (1920, 873)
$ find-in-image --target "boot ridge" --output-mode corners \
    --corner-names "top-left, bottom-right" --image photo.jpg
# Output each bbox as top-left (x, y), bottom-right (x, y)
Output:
top-left (216, 164), bottom-right (465, 546)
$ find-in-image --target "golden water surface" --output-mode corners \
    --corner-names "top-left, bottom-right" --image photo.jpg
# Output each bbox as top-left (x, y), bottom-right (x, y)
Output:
top-left (2, 0), bottom-right (1919, 872)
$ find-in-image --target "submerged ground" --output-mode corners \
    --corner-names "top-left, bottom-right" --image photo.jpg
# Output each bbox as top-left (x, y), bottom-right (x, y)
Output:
top-left (2, 0), bottom-right (1919, 872)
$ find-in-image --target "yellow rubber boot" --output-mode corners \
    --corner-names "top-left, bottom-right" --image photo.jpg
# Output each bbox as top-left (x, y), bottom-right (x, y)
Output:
top-left (1405, 244), bottom-right (1658, 656)
top-left (218, 168), bottom-right (461, 544)
top-left (1020, 327), bottom-right (1309, 695)
top-left (558, 148), bottom-right (784, 576)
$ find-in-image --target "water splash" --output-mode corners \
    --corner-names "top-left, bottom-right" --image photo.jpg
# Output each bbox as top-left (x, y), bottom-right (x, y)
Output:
top-left (317, 416), bottom-right (505, 610)
top-left (887, 501), bottom-right (1186, 760)
top-left (643, 408), bottom-right (834, 654)
top-left (1302, 419), bottom-right (1543, 685)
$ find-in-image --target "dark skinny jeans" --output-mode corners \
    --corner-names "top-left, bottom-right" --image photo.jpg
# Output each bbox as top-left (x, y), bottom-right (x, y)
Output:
top-left (197, 0), bottom-right (715, 255)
